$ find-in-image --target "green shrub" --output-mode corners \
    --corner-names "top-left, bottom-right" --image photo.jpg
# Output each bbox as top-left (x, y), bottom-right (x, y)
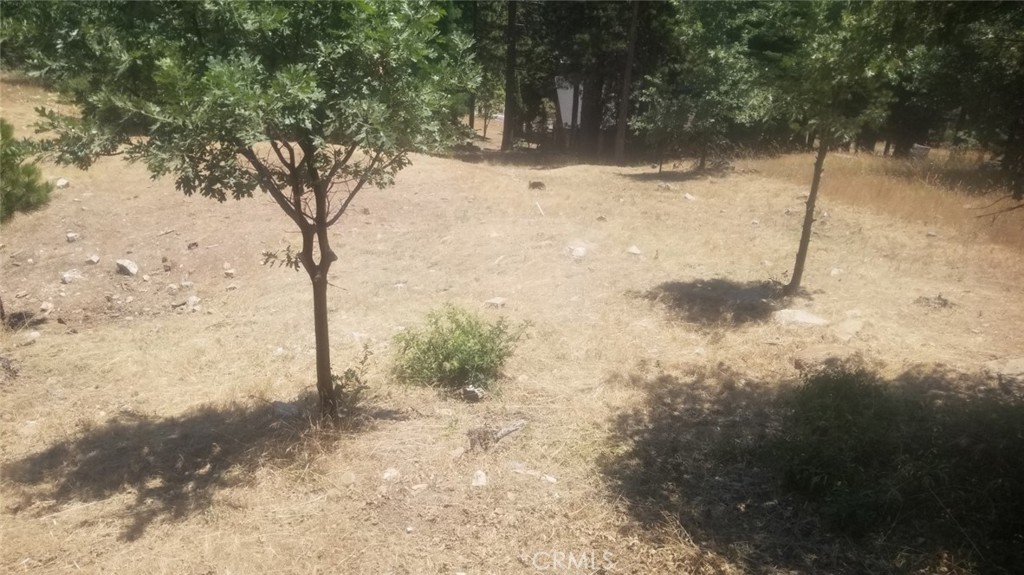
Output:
top-left (1, 118), bottom-right (52, 221)
top-left (392, 304), bottom-right (527, 389)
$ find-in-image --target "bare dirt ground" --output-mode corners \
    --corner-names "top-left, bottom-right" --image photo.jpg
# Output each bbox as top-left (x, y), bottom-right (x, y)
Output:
top-left (2, 77), bottom-right (1023, 574)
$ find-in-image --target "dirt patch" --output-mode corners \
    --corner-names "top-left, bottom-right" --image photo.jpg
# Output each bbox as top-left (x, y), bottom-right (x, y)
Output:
top-left (3, 74), bottom-right (1024, 574)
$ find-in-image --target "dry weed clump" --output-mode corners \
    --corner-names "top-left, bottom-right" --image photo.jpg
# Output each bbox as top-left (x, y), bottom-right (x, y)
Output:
top-left (738, 151), bottom-right (1024, 251)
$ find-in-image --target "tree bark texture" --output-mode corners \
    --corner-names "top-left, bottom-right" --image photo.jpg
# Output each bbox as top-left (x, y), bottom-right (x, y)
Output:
top-left (500, 0), bottom-right (518, 152)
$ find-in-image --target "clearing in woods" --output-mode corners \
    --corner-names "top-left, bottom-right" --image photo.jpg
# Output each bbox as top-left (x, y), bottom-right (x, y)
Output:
top-left (1, 75), bottom-right (1023, 574)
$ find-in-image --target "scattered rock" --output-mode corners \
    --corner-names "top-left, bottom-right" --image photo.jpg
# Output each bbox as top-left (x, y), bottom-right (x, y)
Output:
top-left (222, 262), bottom-right (232, 271)
top-left (186, 295), bottom-right (201, 312)
top-left (568, 245), bottom-right (587, 260)
top-left (411, 483), bottom-right (428, 491)
top-left (829, 268), bottom-right (843, 277)
top-left (682, 193), bottom-right (696, 201)
top-left (115, 259), bottom-right (139, 276)
top-left (983, 358), bottom-right (1024, 384)
top-left (528, 181), bottom-right (546, 190)
top-left (484, 297), bottom-right (507, 308)
top-left (656, 183), bottom-right (674, 191)
top-left (224, 269), bottom-right (236, 278)
top-left (383, 468), bottom-right (401, 482)
top-left (914, 294), bottom-right (954, 309)
top-left (596, 215), bottom-right (607, 222)
top-left (405, 526), bottom-right (413, 534)
top-left (180, 280), bottom-right (194, 289)
top-left (26, 258), bottom-right (34, 264)
top-left (61, 269), bottom-right (83, 284)
top-left (471, 470), bottom-right (488, 488)
top-left (773, 309), bottom-right (828, 326)
top-left (55, 178), bottom-right (70, 189)
top-left (86, 255), bottom-right (100, 265)
top-left (926, 230), bottom-right (939, 238)
top-left (750, 219), bottom-right (760, 226)
top-left (14, 291), bottom-right (28, 299)
top-left (187, 241), bottom-right (199, 250)
top-left (39, 301), bottom-right (54, 315)
top-left (626, 245), bottom-right (642, 256)
top-left (226, 284), bottom-right (238, 291)
top-left (833, 318), bottom-right (865, 342)
top-left (142, 274), bottom-right (151, 282)
top-left (166, 284), bottom-right (179, 294)
top-left (65, 232), bottom-right (80, 243)
top-left (19, 331), bottom-right (41, 346)
top-left (463, 386), bottom-right (486, 402)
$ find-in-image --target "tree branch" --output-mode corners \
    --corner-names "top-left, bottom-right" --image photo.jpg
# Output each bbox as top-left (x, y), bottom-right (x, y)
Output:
top-left (326, 151), bottom-right (385, 227)
top-left (240, 147), bottom-right (309, 230)
top-left (270, 139), bottom-right (294, 171)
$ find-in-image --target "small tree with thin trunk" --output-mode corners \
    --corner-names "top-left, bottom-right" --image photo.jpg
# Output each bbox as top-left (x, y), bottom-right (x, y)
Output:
top-left (755, 1), bottom-right (897, 296)
top-left (9, 1), bottom-right (474, 419)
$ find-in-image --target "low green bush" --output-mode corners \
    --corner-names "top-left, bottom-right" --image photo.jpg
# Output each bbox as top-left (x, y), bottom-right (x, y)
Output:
top-left (392, 304), bottom-right (527, 390)
top-left (1, 118), bottom-right (52, 221)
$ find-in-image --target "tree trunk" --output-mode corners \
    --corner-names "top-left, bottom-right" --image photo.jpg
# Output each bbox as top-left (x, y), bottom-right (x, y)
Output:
top-left (614, 0), bottom-right (640, 166)
top-left (570, 80), bottom-right (581, 151)
top-left (784, 141), bottom-right (829, 296)
top-left (468, 0), bottom-right (479, 132)
top-left (500, 0), bottom-right (518, 152)
top-left (310, 264), bottom-right (337, 419)
top-left (468, 95), bottom-right (476, 132)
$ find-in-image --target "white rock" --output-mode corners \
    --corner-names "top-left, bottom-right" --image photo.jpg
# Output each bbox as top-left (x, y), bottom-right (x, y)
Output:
top-left (186, 295), bottom-right (201, 310)
top-left (26, 258), bottom-right (34, 264)
top-left (61, 269), bottom-right (83, 284)
top-left (167, 284), bottom-right (179, 294)
top-left (222, 262), bottom-right (232, 271)
top-left (115, 259), bottom-right (139, 276)
top-left (829, 268), bottom-right (843, 277)
top-left (471, 470), bottom-right (488, 487)
top-left (55, 178), bottom-right (70, 189)
top-left (405, 526), bottom-right (413, 534)
top-left (39, 301), bottom-right (54, 315)
top-left (683, 193), bottom-right (696, 201)
top-left (383, 468), bottom-right (401, 482)
top-left (15, 290), bottom-right (28, 298)
top-left (626, 245), bottom-right (642, 255)
top-left (20, 331), bottom-right (41, 346)
top-left (86, 255), bottom-right (100, 264)
top-left (569, 246), bottom-right (587, 260)
top-left (484, 297), bottom-right (506, 308)
top-left (657, 183), bottom-right (674, 191)
top-left (142, 274), bottom-right (150, 282)
top-left (462, 386), bottom-right (486, 402)
top-left (65, 232), bottom-right (80, 243)
top-left (224, 269), bottom-right (236, 278)
top-left (773, 309), bottom-right (828, 326)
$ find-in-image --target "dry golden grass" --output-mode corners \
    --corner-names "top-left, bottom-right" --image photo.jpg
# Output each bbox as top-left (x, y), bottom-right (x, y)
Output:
top-left (3, 75), bottom-right (1024, 574)
top-left (739, 150), bottom-right (1024, 251)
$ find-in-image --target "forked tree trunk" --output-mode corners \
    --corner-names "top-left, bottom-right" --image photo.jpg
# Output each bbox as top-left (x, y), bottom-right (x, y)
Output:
top-left (310, 264), bottom-right (337, 418)
top-left (784, 141), bottom-right (829, 296)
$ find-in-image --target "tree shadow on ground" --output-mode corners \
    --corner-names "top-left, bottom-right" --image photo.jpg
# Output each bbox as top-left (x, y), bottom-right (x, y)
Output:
top-left (3, 395), bottom-right (399, 541)
top-left (601, 363), bottom-right (1024, 574)
top-left (619, 166), bottom-right (733, 183)
top-left (445, 148), bottom-right (587, 170)
top-left (641, 279), bottom-right (784, 325)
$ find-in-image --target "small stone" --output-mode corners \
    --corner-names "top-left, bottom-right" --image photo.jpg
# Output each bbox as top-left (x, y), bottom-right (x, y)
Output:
top-left (773, 309), bottom-right (828, 326)
top-left (115, 259), bottom-right (139, 276)
top-left (411, 484), bottom-right (428, 491)
top-left (39, 301), bottom-right (54, 315)
top-left (125, 296), bottom-right (134, 304)
top-left (55, 178), bottom-right (70, 189)
top-left (65, 232), bottom-right (80, 243)
top-left (405, 526), bottom-right (413, 534)
top-left (829, 268), bottom-right (843, 277)
top-left (20, 331), bottom-right (41, 346)
top-left (26, 258), bottom-right (34, 264)
top-left (750, 219), bottom-right (760, 226)
top-left (528, 181), bottom-right (546, 190)
top-left (569, 246), bottom-right (587, 259)
top-left (656, 183), bottom-right (673, 191)
top-left (683, 193), bottom-right (696, 201)
top-left (187, 241), bottom-right (199, 250)
top-left (142, 274), bottom-right (151, 282)
top-left (86, 255), bottom-right (100, 264)
top-left (186, 295), bottom-right (201, 312)
top-left (926, 230), bottom-right (939, 238)
top-left (180, 280), bottom-right (194, 289)
top-left (484, 297), bottom-right (506, 308)
top-left (226, 284), bottom-right (238, 291)
top-left (596, 215), bottom-right (607, 222)
top-left (224, 269), bottom-right (236, 278)
top-left (166, 284), bottom-right (179, 294)
top-left (626, 245), bottom-right (642, 255)
top-left (383, 468), bottom-right (401, 482)
top-left (15, 290), bottom-right (29, 298)
top-left (222, 262), bottom-right (232, 271)
top-left (471, 470), bottom-right (488, 487)
top-left (61, 269), bottom-right (83, 284)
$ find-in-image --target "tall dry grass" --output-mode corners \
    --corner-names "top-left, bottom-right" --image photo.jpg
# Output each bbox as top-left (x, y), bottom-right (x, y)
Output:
top-left (739, 150), bottom-right (1024, 251)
